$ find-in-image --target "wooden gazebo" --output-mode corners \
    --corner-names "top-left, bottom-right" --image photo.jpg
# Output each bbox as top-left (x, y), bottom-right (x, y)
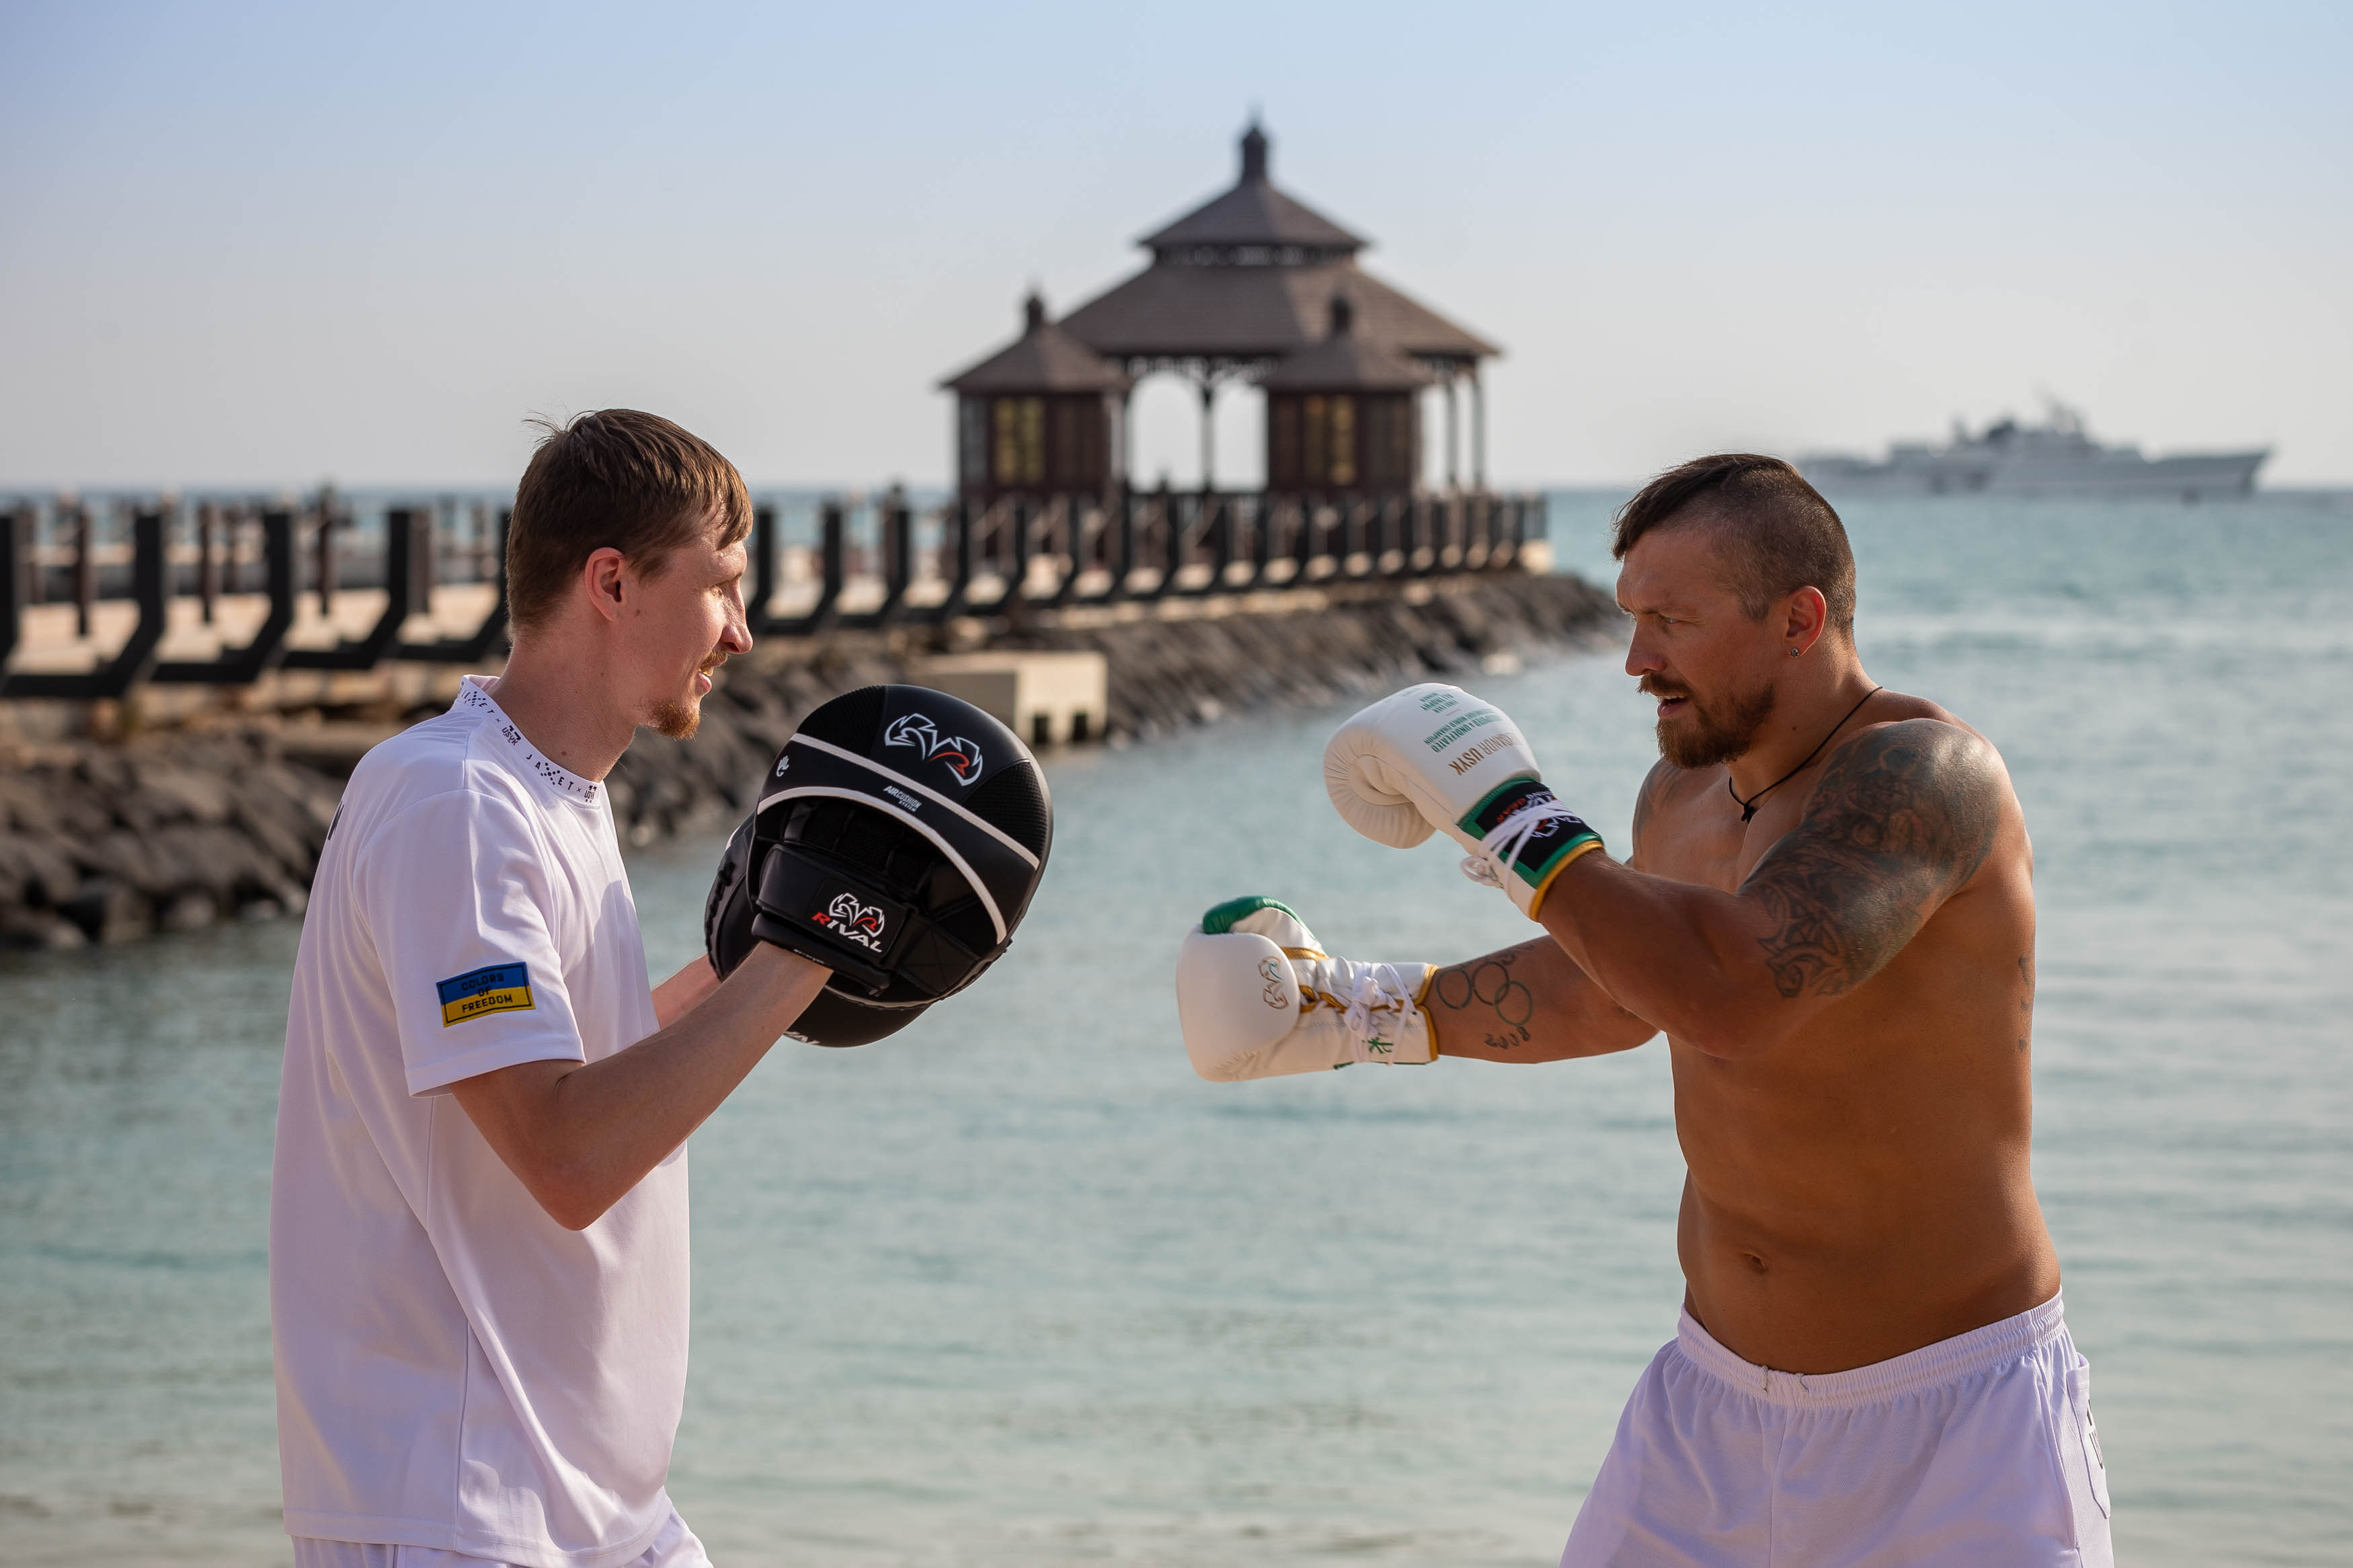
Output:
top-left (940, 292), bottom-right (1131, 503)
top-left (941, 122), bottom-right (1500, 498)
top-left (1261, 294), bottom-right (1426, 493)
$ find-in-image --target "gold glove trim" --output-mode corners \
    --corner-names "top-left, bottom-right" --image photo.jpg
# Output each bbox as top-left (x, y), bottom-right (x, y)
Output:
top-left (1525, 838), bottom-right (1606, 920)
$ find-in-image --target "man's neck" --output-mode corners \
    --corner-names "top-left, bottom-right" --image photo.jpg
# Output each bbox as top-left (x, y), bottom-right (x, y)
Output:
top-left (485, 638), bottom-right (639, 782)
top-left (1724, 653), bottom-right (1879, 801)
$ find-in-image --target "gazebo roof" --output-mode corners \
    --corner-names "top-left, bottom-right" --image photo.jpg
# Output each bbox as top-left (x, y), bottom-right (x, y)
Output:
top-left (1051, 122), bottom-right (1498, 369)
top-left (1139, 122), bottom-right (1364, 256)
top-left (939, 293), bottom-right (1131, 395)
top-left (1260, 295), bottom-right (1430, 391)
top-left (1056, 259), bottom-right (1497, 366)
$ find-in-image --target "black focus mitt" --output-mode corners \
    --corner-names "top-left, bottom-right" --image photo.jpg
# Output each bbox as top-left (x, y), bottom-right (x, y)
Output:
top-left (704, 684), bottom-right (1053, 1046)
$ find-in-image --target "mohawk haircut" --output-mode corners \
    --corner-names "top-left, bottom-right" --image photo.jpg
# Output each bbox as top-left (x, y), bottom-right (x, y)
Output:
top-left (1613, 454), bottom-right (1857, 636)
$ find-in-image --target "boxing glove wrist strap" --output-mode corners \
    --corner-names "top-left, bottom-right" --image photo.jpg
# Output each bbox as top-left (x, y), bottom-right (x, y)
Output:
top-left (1457, 779), bottom-right (1603, 917)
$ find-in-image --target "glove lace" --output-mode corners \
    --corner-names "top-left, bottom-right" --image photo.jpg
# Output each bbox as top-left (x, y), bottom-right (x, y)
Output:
top-left (1462, 800), bottom-right (1585, 892)
top-left (1339, 962), bottom-right (1420, 1059)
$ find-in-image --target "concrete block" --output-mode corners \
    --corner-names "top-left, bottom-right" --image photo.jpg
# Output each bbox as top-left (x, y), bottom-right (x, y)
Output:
top-left (917, 650), bottom-right (1108, 747)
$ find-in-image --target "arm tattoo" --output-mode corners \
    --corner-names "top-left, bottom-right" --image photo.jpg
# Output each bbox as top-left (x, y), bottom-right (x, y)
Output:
top-left (1741, 720), bottom-right (2002, 999)
top-left (1429, 944), bottom-right (1540, 1052)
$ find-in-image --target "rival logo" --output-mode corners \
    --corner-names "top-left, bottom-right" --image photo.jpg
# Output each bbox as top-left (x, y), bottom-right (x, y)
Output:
top-left (1257, 956), bottom-right (1288, 1010)
top-left (883, 712), bottom-right (984, 785)
top-left (811, 892), bottom-right (887, 952)
top-left (773, 753), bottom-right (791, 777)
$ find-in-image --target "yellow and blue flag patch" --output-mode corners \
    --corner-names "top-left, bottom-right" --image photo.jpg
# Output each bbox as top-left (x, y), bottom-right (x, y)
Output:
top-left (437, 962), bottom-right (535, 1027)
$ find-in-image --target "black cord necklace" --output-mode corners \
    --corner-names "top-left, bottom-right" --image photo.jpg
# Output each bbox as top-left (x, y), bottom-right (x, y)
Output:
top-left (1728, 685), bottom-right (1884, 823)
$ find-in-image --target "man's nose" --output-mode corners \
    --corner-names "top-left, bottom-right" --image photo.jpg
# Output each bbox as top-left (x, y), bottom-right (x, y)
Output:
top-left (722, 587), bottom-right (754, 655)
top-left (1624, 629), bottom-right (1662, 679)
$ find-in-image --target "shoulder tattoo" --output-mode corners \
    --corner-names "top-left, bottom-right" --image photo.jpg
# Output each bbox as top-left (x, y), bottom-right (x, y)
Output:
top-left (1740, 720), bottom-right (2002, 999)
top-left (1628, 759), bottom-right (1675, 859)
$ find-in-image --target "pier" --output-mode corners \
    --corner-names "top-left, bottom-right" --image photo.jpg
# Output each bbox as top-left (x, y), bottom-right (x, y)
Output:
top-left (0, 483), bottom-right (1547, 723)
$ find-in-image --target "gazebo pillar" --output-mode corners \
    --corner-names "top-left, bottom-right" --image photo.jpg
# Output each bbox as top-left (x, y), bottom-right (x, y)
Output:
top-left (1199, 380), bottom-right (1217, 493)
top-left (1472, 367), bottom-right (1486, 491)
top-left (1444, 374), bottom-right (1460, 491)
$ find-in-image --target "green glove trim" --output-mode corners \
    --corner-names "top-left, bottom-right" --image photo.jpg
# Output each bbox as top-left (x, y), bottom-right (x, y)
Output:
top-left (1200, 895), bottom-right (1304, 936)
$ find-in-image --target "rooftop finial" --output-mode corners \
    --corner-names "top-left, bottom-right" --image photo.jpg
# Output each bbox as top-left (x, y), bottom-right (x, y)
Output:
top-left (1240, 118), bottom-right (1269, 183)
top-left (1023, 289), bottom-right (1046, 333)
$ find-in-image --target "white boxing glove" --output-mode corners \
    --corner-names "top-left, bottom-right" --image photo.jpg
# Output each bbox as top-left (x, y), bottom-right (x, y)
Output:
top-left (1323, 682), bottom-right (1603, 919)
top-left (1176, 896), bottom-right (1435, 1081)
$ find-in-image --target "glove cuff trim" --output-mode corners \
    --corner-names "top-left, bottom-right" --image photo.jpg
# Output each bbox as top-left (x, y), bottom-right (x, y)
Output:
top-left (1457, 779), bottom-right (1603, 891)
top-left (1525, 837), bottom-right (1606, 919)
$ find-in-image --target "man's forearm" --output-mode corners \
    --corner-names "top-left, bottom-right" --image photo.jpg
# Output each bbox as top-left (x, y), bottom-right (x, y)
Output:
top-left (1429, 937), bottom-right (1657, 1062)
top-left (651, 954), bottom-right (721, 1028)
top-left (453, 943), bottom-right (830, 1228)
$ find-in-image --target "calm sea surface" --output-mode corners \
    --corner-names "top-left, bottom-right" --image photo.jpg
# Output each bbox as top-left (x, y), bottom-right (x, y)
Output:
top-left (3, 493), bottom-right (2349, 1567)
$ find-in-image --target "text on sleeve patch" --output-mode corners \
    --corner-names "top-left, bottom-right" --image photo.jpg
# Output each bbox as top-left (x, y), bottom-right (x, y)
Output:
top-left (436, 962), bottom-right (536, 1026)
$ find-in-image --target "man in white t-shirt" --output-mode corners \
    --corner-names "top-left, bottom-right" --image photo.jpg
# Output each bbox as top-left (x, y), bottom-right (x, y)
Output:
top-left (272, 410), bottom-right (830, 1568)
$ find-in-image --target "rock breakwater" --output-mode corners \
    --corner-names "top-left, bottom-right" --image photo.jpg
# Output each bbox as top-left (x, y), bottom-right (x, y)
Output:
top-left (0, 574), bottom-right (1616, 947)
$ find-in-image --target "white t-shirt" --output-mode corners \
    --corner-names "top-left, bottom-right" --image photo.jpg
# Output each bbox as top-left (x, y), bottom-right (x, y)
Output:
top-left (271, 676), bottom-right (690, 1568)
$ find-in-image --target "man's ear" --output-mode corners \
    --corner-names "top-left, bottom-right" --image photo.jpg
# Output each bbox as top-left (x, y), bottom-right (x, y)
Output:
top-left (1780, 586), bottom-right (1829, 655)
top-left (580, 547), bottom-right (629, 625)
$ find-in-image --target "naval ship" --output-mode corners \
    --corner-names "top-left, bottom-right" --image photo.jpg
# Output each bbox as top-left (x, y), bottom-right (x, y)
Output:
top-left (1799, 403), bottom-right (2266, 499)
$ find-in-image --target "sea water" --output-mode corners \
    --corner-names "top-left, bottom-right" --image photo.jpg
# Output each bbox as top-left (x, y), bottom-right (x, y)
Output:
top-left (2, 493), bottom-right (2348, 1567)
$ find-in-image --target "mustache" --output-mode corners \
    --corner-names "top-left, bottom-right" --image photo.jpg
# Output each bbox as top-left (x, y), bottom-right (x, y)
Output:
top-left (1640, 676), bottom-right (1693, 700)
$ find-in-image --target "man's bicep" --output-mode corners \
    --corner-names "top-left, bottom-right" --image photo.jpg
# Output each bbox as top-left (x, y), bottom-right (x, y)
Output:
top-left (1738, 720), bottom-right (2002, 999)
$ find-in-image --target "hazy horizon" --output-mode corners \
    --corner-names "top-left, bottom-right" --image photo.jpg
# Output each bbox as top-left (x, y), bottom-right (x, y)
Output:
top-left (3, 1), bottom-right (2346, 491)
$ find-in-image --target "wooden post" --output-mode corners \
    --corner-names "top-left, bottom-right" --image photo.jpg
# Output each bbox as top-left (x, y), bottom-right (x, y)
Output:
top-left (818, 499), bottom-right (845, 621)
top-left (1162, 485), bottom-right (1186, 592)
top-left (879, 492), bottom-right (912, 621)
top-left (197, 502), bottom-right (220, 623)
top-left (475, 502), bottom-right (496, 585)
top-left (750, 503), bottom-right (776, 629)
top-left (0, 505), bottom-right (26, 675)
top-left (1006, 495), bottom-right (1032, 608)
top-left (313, 493), bottom-right (337, 619)
top-left (1206, 494), bottom-right (1232, 590)
top-left (1107, 489), bottom-right (1134, 600)
top-left (73, 502), bottom-right (95, 638)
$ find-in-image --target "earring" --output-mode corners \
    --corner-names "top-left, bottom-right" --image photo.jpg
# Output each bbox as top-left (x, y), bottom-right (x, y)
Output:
top-left (1790, 647), bottom-right (1801, 658)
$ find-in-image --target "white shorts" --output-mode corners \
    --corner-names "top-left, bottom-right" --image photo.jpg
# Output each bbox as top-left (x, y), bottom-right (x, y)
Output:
top-left (292, 1506), bottom-right (709, 1568)
top-left (1563, 1292), bottom-right (2112, 1567)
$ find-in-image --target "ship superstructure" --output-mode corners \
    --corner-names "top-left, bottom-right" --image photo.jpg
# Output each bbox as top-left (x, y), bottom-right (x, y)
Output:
top-left (1800, 403), bottom-right (2266, 499)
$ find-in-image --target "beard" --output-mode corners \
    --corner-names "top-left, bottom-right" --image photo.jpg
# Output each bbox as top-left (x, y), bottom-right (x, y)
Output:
top-left (648, 654), bottom-right (727, 739)
top-left (1646, 674), bottom-right (1776, 769)
top-left (648, 696), bottom-right (701, 740)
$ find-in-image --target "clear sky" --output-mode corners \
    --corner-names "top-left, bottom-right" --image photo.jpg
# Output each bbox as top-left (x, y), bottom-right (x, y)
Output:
top-left (2, 0), bottom-right (2346, 489)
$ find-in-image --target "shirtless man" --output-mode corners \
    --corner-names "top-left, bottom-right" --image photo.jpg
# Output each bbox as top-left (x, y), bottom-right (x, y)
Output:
top-left (1174, 454), bottom-right (2112, 1565)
